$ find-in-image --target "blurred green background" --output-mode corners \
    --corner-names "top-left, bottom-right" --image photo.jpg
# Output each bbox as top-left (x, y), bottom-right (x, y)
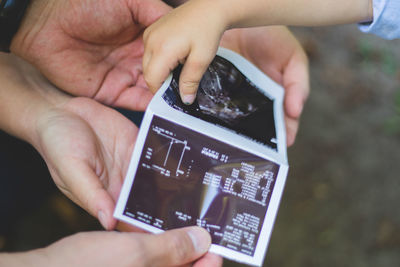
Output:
top-left (226, 25), bottom-right (400, 267)
top-left (1, 25), bottom-right (400, 267)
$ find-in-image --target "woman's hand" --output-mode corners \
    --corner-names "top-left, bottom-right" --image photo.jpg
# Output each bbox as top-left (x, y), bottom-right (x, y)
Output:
top-left (220, 26), bottom-right (310, 146)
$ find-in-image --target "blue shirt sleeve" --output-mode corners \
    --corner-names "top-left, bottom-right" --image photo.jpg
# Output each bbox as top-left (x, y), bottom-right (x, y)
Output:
top-left (359, 0), bottom-right (400, 40)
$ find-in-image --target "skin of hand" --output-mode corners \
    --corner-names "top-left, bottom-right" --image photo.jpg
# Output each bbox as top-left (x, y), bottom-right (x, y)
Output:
top-left (0, 54), bottom-right (223, 267)
top-left (116, 222), bottom-right (223, 267)
top-left (219, 26), bottom-right (309, 147)
top-left (143, 0), bottom-right (371, 105)
top-left (0, 54), bottom-right (137, 230)
top-left (143, 0), bottom-right (226, 104)
top-left (35, 96), bottom-right (137, 230)
top-left (0, 226), bottom-right (213, 267)
top-left (38, 92), bottom-right (222, 267)
top-left (9, 0), bottom-right (171, 111)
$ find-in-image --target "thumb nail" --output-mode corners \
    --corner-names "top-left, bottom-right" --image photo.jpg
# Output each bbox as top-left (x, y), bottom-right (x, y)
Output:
top-left (186, 227), bottom-right (211, 254)
top-left (181, 94), bottom-right (196, 105)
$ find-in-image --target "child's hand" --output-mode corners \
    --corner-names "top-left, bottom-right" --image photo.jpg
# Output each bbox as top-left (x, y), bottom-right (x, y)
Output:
top-left (143, 0), bottom-right (228, 104)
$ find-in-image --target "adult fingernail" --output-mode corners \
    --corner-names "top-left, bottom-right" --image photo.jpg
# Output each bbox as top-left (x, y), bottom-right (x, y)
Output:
top-left (186, 227), bottom-right (211, 254)
top-left (98, 211), bottom-right (108, 229)
top-left (181, 94), bottom-right (196, 105)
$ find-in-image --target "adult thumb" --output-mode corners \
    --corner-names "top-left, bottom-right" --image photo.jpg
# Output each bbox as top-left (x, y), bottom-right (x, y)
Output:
top-left (142, 227), bottom-right (211, 266)
top-left (129, 0), bottom-right (172, 27)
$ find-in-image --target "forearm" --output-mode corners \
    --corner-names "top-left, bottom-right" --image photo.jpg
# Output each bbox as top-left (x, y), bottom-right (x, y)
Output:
top-left (0, 54), bottom-right (66, 145)
top-left (204, 0), bottom-right (373, 28)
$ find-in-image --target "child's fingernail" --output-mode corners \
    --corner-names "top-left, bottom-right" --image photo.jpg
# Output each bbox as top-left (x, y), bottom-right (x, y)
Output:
top-left (182, 94), bottom-right (196, 105)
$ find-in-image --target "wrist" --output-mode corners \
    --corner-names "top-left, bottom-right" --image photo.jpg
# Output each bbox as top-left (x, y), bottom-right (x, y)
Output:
top-left (366, 0), bottom-right (373, 22)
top-left (0, 54), bottom-right (66, 147)
top-left (24, 71), bottom-right (70, 153)
top-left (190, 0), bottom-right (231, 31)
top-left (14, 87), bottom-right (53, 148)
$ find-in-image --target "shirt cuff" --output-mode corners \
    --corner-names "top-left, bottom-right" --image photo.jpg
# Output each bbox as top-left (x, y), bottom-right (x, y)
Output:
top-left (358, 0), bottom-right (400, 40)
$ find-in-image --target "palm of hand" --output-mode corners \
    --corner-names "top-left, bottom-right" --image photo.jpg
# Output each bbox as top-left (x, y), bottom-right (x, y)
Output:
top-left (12, 0), bottom-right (170, 110)
top-left (37, 96), bottom-right (138, 229)
top-left (38, 97), bottom-right (222, 267)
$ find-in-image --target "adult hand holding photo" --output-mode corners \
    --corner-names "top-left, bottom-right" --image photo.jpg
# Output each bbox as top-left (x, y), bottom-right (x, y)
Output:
top-left (10, 0), bottom-right (171, 110)
top-left (220, 26), bottom-right (310, 146)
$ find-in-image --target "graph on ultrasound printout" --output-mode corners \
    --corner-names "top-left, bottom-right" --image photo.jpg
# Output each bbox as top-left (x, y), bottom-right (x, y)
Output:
top-left (162, 56), bottom-right (278, 150)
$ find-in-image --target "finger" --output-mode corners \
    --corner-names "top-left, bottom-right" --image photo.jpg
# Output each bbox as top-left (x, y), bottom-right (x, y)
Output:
top-left (144, 50), bottom-right (180, 93)
top-left (141, 227), bottom-right (211, 266)
top-left (142, 49), bottom-right (152, 78)
top-left (113, 85), bottom-right (153, 111)
top-left (95, 67), bottom-right (136, 106)
top-left (131, 0), bottom-right (172, 27)
top-left (179, 51), bottom-right (214, 105)
top-left (283, 51), bottom-right (310, 120)
top-left (59, 161), bottom-right (117, 230)
top-left (285, 115), bottom-right (299, 147)
top-left (193, 253), bottom-right (223, 267)
top-left (116, 221), bottom-right (148, 233)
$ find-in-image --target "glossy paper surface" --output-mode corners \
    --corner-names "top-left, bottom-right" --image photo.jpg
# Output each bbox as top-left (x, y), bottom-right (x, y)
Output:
top-left (114, 48), bottom-right (288, 266)
top-left (123, 115), bottom-right (279, 256)
top-left (163, 56), bottom-right (277, 150)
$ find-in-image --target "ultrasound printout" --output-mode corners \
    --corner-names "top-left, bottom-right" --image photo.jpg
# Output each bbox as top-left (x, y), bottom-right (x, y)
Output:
top-left (162, 56), bottom-right (278, 150)
top-left (123, 115), bottom-right (279, 256)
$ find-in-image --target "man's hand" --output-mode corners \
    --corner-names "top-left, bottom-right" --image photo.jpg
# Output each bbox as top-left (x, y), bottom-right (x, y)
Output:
top-left (220, 26), bottom-right (310, 146)
top-left (10, 0), bottom-right (171, 110)
top-left (0, 227), bottom-right (213, 267)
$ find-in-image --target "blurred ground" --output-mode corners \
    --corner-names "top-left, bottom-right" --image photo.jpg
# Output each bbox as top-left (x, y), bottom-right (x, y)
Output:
top-left (225, 25), bottom-right (400, 266)
top-left (1, 25), bottom-right (400, 267)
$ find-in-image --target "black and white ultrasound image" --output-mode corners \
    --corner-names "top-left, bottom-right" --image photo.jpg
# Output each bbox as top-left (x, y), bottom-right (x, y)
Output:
top-left (162, 56), bottom-right (278, 150)
top-left (124, 116), bottom-right (279, 256)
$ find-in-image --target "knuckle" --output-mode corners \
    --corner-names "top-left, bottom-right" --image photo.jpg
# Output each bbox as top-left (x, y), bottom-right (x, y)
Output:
top-left (157, 41), bottom-right (176, 55)
top-left (143, 75), bottom-right (157, 91)
top-left (188, 58), bottom-right (209, 69)
top-left (143, 34), bottom-right (160, 52)
top-left (192, 48), bottom-right (215, 64)
top-left (180, 80), bottom-right (199, 92)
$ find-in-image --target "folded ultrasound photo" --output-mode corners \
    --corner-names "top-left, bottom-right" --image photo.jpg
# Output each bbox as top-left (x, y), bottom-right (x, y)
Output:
top-left (114, 47), bottom-right (289, 266)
